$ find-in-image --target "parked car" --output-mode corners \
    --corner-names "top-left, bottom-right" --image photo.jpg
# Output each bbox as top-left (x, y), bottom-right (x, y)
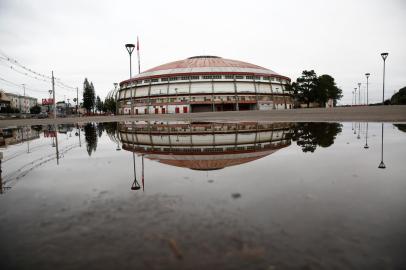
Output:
top-left (37, 112), bottom-right (48, 118)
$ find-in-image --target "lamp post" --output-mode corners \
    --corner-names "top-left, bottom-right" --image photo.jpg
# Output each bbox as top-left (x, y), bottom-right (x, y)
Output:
top-left (365, 73), bottom-right (370, 105)
top-left (380, 52), bottom-right (388, 105)
top-left (352, 91), bottom-right (354, 106)
top-left (125, 43), bottom-right (135, 115)
top-left (354, 87), bottom-right (357, 105)
top-left (114, 83), bottom-right (118, 115)
top-left (358, 83), bottom-right (361, 105)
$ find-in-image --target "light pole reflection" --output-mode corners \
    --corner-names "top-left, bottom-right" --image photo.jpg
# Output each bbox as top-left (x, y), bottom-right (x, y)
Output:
top-left (364, 122), bottom-right (369, 149)
top-left (130, 121), bottom-right (140, 190)
top-left (54, 125), bottom-right (60, 165)
top-left (378, 123), bottom-right (386, 169)
top-left (357, 123), bottom-right (361, 139)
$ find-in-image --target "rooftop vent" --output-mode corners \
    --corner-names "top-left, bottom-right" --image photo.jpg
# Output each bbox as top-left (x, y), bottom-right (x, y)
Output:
top-left (188, 55), bottom-right (221, 59)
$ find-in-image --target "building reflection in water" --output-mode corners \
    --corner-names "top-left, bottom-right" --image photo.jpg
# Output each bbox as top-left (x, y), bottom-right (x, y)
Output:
top-left (0, 124), bottom-right (81, 194)
top-left (117, 121), bottom-right (294, 190)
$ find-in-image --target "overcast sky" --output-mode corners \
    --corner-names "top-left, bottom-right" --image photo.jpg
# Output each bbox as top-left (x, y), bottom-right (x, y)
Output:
top-left (0, 0), bottom-right (405, 105)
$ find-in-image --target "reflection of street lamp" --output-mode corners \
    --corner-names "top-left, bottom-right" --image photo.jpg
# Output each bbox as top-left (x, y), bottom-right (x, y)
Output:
top-left (378, 123), bottom-right (386, 169)
top-left (365, 73), bottom-right (370, 105)
top-left (380, 52), bottom-right (388, 104)
top-left (364, 122), bottom-right (369, 149)
top-left (125, 43), bottom-right (135, 115)
top-left (357, 123), bottom-right (360, 139)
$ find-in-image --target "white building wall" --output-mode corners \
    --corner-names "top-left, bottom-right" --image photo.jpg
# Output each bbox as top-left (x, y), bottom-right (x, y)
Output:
top-left (258, 102), bottom-right (273, 110)
top-left (168, 83), bottom-right (189, 95)
top-left (190, 82), bottom-right (212, 94)
top-left (236, 82), bottom-right (255, 93)
top-left (150, 85), bottom-right (167, 96)
top-left (271, 83), bottom-right (283, 93)
top-left (135, 86), bottom-right (149, 97)
top-left (213, 82), bottom-right (234, 93)
top-left (257, 83), bottom-right (272, 94)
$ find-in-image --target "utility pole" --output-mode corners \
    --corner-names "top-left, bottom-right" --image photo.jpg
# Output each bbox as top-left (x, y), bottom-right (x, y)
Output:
top-left (76, 87), bottom-right (79, 117)
top-left (52, 71), bottom-right (56, 118)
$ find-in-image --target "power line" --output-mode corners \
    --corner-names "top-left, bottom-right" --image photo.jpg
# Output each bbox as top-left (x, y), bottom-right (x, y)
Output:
top-left (0, 76), bottom-right (48, 93)
top-left (0, 49), bottom-right (77, 91)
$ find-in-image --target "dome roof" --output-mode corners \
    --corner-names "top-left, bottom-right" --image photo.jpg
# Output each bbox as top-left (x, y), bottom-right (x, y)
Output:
top-left (128, 55), bottom-right (284, 81)
top-left (145, 56), bottom-right (268, 72)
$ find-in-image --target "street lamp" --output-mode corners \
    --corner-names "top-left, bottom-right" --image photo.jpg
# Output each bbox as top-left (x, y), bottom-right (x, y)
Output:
top-left (365, 73), bottom-right (370, 105)
top-left (358, 83), bottom-right (361, 105)
top-left (354, 87), bottom-right (357, 105)
top-left (352, 91), bottom-right (354, 106)
top-left (381, 52), bottom-right (388, 105)
top-left (125, 43), bottom-right (135, 115)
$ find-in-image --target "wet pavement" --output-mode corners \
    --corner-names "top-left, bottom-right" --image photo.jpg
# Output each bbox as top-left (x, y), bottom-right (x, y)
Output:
top-left (0, 121), bottom-right (405, 269)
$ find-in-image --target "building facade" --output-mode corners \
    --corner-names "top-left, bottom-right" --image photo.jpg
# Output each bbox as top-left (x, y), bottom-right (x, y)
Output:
top-left (118, 56), bottom-right (293, 114)
top-left (6, 92), bottom-right (37, 113)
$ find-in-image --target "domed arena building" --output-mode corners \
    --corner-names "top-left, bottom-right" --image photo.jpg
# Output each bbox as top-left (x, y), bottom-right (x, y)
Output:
top-left (118, 56), bottom-right (293, 114)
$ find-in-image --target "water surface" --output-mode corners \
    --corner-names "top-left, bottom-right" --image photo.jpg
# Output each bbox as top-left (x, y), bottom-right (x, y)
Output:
top-left (0, 121), bottom-right (405, 270)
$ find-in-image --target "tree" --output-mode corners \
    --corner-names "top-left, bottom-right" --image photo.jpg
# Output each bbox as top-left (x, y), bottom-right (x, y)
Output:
top-left (30, 104), bottom-right (41, 114)
top-left (390, 86), bottom-right (406, 105)
top-left (96, 96), bottom-right (103, 113)
top-left (83, 78), bottom-right (95, 114)
top-left (315, 74), bottom-right (342, 106)
top-left (295, 70), bottom-right (318, 107)
top-left (103, 97), bottom-right (116, 113)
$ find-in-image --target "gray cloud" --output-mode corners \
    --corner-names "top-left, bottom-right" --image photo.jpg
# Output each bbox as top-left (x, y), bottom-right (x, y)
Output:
top-left (0, 0), bottom-right (405, 104)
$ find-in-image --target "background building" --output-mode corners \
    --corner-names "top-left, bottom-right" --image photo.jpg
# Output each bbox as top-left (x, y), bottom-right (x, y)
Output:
top-left (2, 91), bottom-right (37, 113)
top-left (118, 56), bottom-right (293, 114)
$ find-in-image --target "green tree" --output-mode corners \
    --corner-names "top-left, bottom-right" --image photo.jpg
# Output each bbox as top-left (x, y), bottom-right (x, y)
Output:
top-left (83, 78), bottom-right (95, 114)
top-left (96, 95), bottom-right (103, 113)
top-left (103, 97), bottom-right (116, 113)
top-left (390, 86), bottom-right (406, 105)
top-left (315, 74), bottom-right (343, 106)
top-left (296, 70), bottom-right (318, 107)
top-left (30, 104), bottom-right (41, 114)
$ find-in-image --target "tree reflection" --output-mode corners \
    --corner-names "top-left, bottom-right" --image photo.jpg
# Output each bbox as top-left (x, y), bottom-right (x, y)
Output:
top-left (292, 123), bottom-right (343, 153)
top-left (393, 124), bottom-right (406, 133)
top-left (102, 122), bottom-right (118, 138)
top-left (84, 123), bottom-right (97, 156)
top-left (97, 123), bottom-right (104, 138)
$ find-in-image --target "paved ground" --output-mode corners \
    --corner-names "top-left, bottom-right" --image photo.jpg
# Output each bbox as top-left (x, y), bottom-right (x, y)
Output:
top-left (0, 105), bottom-right (405, 127)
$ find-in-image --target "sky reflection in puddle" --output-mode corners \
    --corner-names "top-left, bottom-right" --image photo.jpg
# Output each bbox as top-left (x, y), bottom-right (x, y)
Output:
top-left (0, 121), bottom-right (405, 269)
